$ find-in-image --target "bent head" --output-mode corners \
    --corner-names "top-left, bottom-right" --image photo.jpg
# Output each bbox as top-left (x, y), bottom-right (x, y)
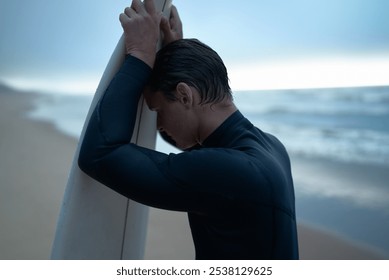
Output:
top-left (144, 39), bottom-right (232, 149)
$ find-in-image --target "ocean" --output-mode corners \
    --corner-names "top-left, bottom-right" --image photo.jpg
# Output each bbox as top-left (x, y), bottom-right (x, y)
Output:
top-left (235, 86), bottom-right (389, 166)
top-left (28, 85), bottom-right (389, 256)
top-left (29, 86), bottom-right (389, 165)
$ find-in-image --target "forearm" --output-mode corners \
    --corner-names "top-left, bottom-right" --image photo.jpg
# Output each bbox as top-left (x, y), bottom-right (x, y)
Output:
top-left (78, 55), bottom-right (152, 176)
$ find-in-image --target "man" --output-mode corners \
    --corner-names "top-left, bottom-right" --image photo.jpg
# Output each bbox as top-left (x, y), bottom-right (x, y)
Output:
top-left (79, 0), bottom-right (299, 259)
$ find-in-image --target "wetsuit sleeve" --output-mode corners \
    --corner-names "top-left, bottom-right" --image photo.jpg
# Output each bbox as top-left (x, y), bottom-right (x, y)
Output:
top-left (78, 56), bottom-right (204, 212)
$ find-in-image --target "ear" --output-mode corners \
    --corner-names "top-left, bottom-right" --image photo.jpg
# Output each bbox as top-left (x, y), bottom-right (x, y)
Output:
top-left (175, 82), bottom-right (194, 108)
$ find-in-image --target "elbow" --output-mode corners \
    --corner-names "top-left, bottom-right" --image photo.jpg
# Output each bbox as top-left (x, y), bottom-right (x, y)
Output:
top-left (78, 145), bottom-right (96, 177)
top-left (78, 152), bottom-right (89, 174)
top-left (77, 111), bottom-right (106, 178)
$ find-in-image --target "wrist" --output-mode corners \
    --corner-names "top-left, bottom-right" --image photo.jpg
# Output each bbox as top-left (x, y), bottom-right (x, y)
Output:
top-left (122, 55), bottom-right (153, 76)
top-left (127, 50), bottom-right (155, 68)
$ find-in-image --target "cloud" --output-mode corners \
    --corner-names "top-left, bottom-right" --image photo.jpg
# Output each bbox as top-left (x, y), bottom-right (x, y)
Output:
top-left (228, 55), bottom-right (389, 90)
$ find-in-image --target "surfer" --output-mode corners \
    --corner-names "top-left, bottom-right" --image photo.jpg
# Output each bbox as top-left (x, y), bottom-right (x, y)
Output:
top-left (79, 0), bottom-right (298, 259)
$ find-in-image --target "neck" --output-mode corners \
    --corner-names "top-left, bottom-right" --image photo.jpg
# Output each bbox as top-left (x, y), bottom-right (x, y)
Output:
top-left (195, 99), bottom-right (238, 145)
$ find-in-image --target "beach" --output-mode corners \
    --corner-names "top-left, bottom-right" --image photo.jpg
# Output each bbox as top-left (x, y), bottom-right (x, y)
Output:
top-left (0, 87), bottom-right (387, 260)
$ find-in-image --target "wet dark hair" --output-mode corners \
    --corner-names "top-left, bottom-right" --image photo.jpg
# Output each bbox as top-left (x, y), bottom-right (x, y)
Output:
top-left (148, 39), bottom-right (232, 104)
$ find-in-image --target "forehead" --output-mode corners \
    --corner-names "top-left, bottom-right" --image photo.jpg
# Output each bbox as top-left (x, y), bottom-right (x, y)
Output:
top-left (143, 89), bottom-right (166, 110)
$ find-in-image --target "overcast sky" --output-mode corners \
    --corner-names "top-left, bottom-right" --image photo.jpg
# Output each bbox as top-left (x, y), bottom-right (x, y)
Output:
top-left (1, 0), bottom-right (389, 93)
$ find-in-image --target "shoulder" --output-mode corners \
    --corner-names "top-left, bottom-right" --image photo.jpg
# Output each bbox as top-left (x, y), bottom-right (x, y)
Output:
top-left (164, 148), bottom-right (270, 191)
top-left (171, 148), bottom-right (252, 173)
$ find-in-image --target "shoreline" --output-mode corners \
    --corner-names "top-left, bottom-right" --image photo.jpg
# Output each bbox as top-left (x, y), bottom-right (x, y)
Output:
top-left (0, 87), bottom-right (387, 260)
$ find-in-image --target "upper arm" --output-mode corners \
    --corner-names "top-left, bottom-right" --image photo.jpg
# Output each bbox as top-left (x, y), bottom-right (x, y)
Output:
top-left (80, 144), bottom-right (259, 213)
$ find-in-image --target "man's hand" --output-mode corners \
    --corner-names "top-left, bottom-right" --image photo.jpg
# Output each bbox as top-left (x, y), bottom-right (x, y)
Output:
top-left (119, 0), bottom-right (162, 68)
top-left (160, 5), bottom-right (183, 46)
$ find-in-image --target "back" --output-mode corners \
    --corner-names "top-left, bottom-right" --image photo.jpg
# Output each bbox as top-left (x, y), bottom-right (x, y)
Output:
top-left (167, 111), bottom-right (299, 259)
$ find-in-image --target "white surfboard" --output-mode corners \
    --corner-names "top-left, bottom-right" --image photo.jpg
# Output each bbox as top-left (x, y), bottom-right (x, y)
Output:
top-left (51, 0), bottom-right (172, 259)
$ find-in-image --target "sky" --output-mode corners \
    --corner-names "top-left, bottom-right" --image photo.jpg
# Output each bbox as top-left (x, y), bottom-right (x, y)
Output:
top-left (1, 0), bottom-right (389, 94)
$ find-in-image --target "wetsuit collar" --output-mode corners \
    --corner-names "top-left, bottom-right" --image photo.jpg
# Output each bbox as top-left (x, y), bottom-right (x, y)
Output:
top-left (201, 110), bottom-right (253, 148)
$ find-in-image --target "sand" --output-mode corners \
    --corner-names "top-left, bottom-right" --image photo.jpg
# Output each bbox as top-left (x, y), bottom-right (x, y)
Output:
top-left (0, 87), bottom-right (386, 260)
top-left (0, 88), bottom-right (76, 259)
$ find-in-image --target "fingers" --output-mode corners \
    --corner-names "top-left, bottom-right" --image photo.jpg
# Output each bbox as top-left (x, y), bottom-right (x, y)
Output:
top-left (160, 16), bottom-right (171, 34)
top-left (170, 5), bottom-right (181, 23)
top-left (160, 5), bottom-right (181, 31)
top-left (124, 6), bottom-right (137, 18)
top-left (169, 5), bottom-right (182, 32)
top-left (131, 0), bottom-right (156, 16)
top-left (119, 12), bottom-right (130, 26)
top-left (131, 0), bottom-right (146, 15)
top-left (121, 0), bottom-right (158, 21)
top-left (143, 0), bottom-right (156, 15)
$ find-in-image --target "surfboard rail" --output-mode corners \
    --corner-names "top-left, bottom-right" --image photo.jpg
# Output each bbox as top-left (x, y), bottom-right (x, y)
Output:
top-left (51, 0), bottom-right (172, 260)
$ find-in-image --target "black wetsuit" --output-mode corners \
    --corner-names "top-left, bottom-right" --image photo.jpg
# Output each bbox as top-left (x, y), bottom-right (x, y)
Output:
top-left (78, 55), bottom-right (299, 259)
